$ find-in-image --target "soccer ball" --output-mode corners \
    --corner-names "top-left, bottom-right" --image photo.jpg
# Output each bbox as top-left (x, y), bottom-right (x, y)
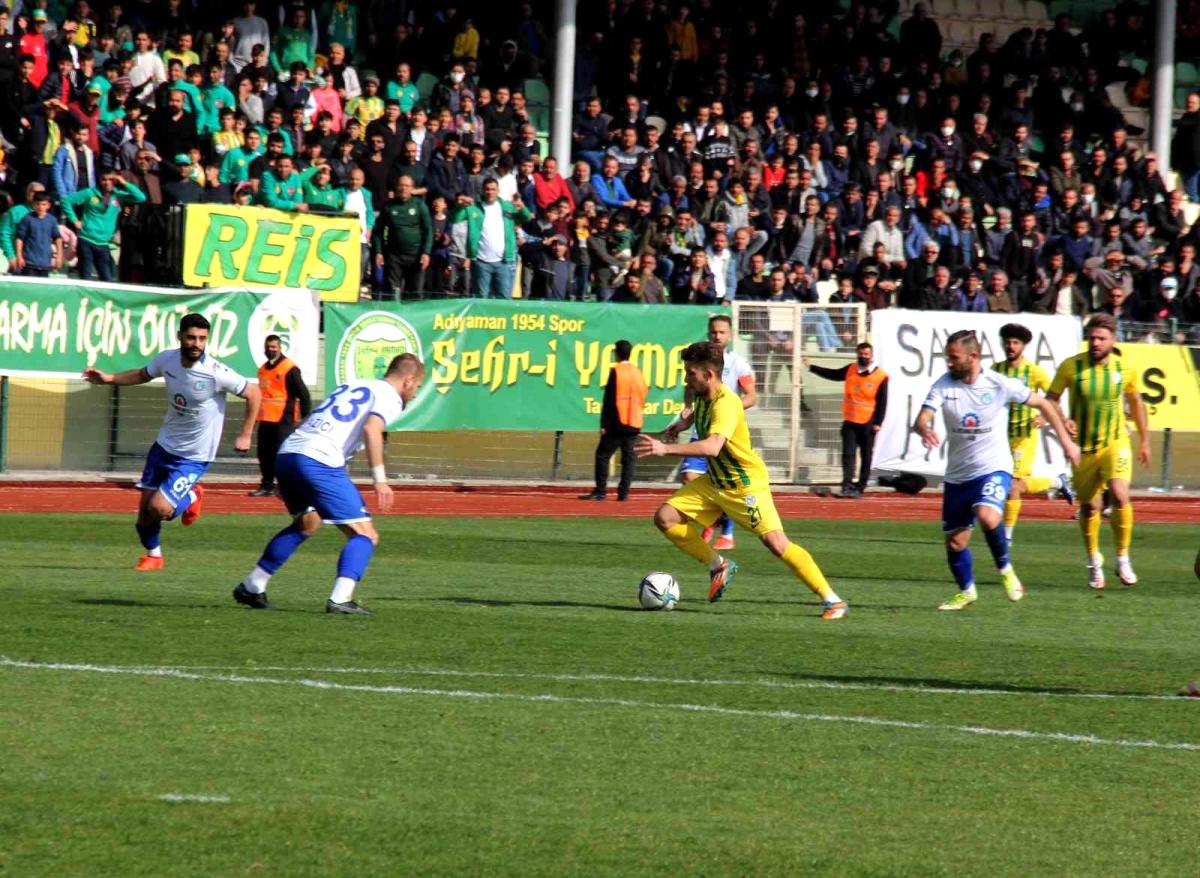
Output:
top-left (639, 572), bottom-right (680, 610)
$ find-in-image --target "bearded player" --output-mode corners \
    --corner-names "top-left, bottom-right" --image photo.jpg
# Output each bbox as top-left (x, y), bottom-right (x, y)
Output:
top-left (1044, 314), bottom-right (1150, 589)
top-left (638, 341), bottom-right (847, 620)
top-left (913, 330), bottom-right (1079, 610)
top-left (82, 314), bottom-right (261, 570)
top-left (992, 323), bottom-right (1076, 541)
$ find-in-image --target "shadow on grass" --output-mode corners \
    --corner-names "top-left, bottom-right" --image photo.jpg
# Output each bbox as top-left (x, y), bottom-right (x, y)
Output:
top-left (73, 598), bottom-right (306, 613)
top-left (376, 595), bottom-right (645, 613)
top-left (771, 669), bottom-right (1103, 696)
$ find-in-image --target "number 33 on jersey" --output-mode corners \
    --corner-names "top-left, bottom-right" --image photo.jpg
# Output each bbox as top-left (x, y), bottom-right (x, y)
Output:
top-left (281, 380), bottom-right (406, 468)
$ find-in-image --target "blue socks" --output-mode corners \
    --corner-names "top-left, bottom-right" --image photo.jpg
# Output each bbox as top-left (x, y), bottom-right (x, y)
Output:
top-left (982, 525), bottom-right (1011, 570)
top-left (135, 521), bottom-right (161, 550)
top-left (720, 514), bottom-right (735, 540)
top-left (337, 534), bottom-right (376, 582)
top-left (947, 546), bottom-right (975, 591)
top-left (168, 490), bottom-right (195, 521)
top-left (258, 521), bottom-right (311, 574)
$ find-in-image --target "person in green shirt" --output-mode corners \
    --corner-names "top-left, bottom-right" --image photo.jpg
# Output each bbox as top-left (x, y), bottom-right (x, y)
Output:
top-left (61, 170), bottom-right (146, 282)
top-left (199, 63), bottom-right (236, 135)
top-left (449, 178), bottom-right (533, 299)
top-left (258, 154), bottom-right (315, 211)
top-left (372, 174), bottom-right (433, 300)
top-left (386, 62), bottom-right (419, 115)
top-left (220, 128), bottom-right (264, 184)
top-left (0, 182), bottom-right (44, 265)
top-left (271, 7), bottom-right (315, 75)
top-left (302, 163), bottom-right (346, 211)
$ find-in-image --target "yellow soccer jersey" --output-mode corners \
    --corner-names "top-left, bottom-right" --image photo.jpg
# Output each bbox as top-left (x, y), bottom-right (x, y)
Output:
top-left (992, 357), bottom-right (1051, 439)
top-left (1049, 352), bottom-right (1137, 454)
top-left (692, 385), bottom-right (770, 489)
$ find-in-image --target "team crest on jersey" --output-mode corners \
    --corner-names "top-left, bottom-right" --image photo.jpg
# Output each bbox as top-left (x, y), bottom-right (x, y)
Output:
top-left (961, 412), bottom-right (980, 428)
top-left (172, 393), bottom-right (188, 413)
top-left (193, 378), bottom-right (210, 392)
top-left (981, 392), bottom-right (993, 404)
top-left (745, 494), bottom-right (757, 507)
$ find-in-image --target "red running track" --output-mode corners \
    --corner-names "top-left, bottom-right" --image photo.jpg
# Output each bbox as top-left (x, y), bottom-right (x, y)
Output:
top-left (1, 483), bottom-right (1198, 523)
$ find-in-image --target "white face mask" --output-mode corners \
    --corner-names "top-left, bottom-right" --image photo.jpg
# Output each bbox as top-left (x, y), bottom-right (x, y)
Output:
top-left (805, 88), bottom-right (818, 98)
top-left (896, 94), bottom-right (910, 105)
top-left (1070, 101), bottom-right (1084, 112)
top-left (941, 187), bottom-right (955, 199)
top-left (890, 159), bottom-right (904, 171)
top-left (941, 126), bottom-right (954, 138)
top-left (451, 72), bottom-right (464, 83)
top-left (1082, 193), bottom-right (1095, 205)
top-left (1162, 285), bottom-right (1177, 301)
top-left (969, 159), bottom-right (983, 172)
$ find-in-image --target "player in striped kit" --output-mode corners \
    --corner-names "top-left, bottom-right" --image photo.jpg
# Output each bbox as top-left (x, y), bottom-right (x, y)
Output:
top-left (1045, 314), bottom-right (1151, 589)
top-left (234, 354), bottom-right (424, 614)
top-left (82, 314), bottom-right (261, 571)
top-left (991, 323), bottom-right (1076, 541)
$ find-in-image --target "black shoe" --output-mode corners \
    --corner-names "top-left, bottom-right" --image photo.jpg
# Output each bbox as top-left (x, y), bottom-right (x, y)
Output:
top-left (578, 491), bottom-right (607, 500)
top-left (325, 599), bottom-right (374, 616)
top-left (248, 487), bottom-right (275, 497)
top-left (617, 493), bottom-right (629, 502)
top-left (232, 583), bottom-right (273, 609)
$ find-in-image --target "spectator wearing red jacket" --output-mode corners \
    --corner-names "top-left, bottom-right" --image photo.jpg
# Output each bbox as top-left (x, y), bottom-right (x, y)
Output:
top-left (531, 156), bottom-right (574, 213)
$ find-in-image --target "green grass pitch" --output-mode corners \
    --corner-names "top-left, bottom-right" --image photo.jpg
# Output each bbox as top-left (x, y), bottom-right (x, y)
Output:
top-left (1, 512), bottom-right (1198, 877)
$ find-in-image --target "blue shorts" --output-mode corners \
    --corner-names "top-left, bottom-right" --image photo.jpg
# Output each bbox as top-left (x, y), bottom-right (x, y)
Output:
top-left (276, 452), bottom-right (370, 524)
top-left (680, 456), bottom-right (708, 475)
top-left (136, 442), bottom-right (210, 507)
top-left (942, 471), bottom-right (1012, 533)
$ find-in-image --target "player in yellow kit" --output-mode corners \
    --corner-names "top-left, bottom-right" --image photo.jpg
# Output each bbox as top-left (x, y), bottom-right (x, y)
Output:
top-left (992, 323), bottom-right (1076, 541)
top-left (1045, 314), bottom-right (1150, 589)
top-left (636, 341), bottom-right (848, 620)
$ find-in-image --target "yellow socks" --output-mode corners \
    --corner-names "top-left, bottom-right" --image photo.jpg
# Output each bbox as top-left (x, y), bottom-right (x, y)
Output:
top-left (1080, 509), bottom-right (1102, 558)
top-left (782, 543), bottom-right (837, 601)
top-left (1024, 476), bottom-right (1054, 495)
top-left (1112, 505), bottom-right (1133, 555)
top-left (1003, 497), bottom-right (1021, 529)
top-left (663, 523), bottom-right (719, 566)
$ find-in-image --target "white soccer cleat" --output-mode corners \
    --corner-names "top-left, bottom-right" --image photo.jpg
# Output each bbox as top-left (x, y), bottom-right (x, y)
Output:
top-left (1115, 556), bottom-right (1138, 587)
top-left (1087, 554), bottom-right (1106, 590)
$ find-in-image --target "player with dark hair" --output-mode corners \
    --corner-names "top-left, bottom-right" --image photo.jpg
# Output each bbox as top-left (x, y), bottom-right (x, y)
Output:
top-left (992, 322), bottom-right (1075, 540)
top-left (251, 334), bottom-right (312, 497)
top-left (234, 353), bottom-right (424, 615)
top-left (638, 341), bottom-right (848, 620)
top-left (913, 330), bottom-right (1079, 609)
top-left (82, 314), bottom-right (262, 570)
top-left (1045, 313), bottom-right (1151, 589)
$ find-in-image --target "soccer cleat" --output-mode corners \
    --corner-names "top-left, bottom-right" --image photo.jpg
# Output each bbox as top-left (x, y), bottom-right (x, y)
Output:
top-left (938, 590), bottom-right (977, 611)
top-left (182, 484), bottom-right (204, 526)
top-left (708, 558), bottom-right (738, 603)
top-left (1000, 568), bottom-right (1024, 602)
top-left (134, 554), bottom-right (163, 571)
top-left (325, 599), bottom-right (374, 616)
top-left (713, 535), bottom-right (736, 551)
top-left (821, 599), bottom-right (849, 620)
top-left (701, 526), bottom-right (715, 543)
top-left (232, 583), bottom-right (273, 610)
top-left (1115, 556), bottom-right (1138, 586)
top-left (1088, 554), bottom-right (1107, 590)
top-left (1057, 473), bottom-right (1076, 506)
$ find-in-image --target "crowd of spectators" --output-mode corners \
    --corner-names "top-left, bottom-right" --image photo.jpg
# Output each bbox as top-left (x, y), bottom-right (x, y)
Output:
top-left (0, 0), bottom-right (1199, 341)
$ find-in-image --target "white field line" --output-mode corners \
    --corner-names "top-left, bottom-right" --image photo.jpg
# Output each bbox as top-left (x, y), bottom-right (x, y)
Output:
top-left (1, 658), bottom-right (1197, 753)
top-left (130, 663), bottom-right (1189, 704)
top-left (158, 793), bottom-right (231, 803)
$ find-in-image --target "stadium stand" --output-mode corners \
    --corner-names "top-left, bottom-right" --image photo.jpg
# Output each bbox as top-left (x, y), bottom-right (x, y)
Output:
top-left (0, 0), bottom-right (1197, 344)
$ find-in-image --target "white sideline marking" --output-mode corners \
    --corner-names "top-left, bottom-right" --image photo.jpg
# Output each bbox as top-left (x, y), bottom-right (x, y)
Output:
top-left (158, 793), bottom-right (230, 804)
top-left (170, 664), bottom-right (1187, 703)
top-left (1, 658), bottom-right (1197, 753)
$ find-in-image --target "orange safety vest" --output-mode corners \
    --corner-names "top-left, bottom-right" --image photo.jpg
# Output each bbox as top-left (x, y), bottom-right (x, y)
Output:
top-left (843, 366), bottom-right (887, 425)
top-left (613, 360), bottom-right (648, 429)
top-left (257, 356), bottom-right (301, 423)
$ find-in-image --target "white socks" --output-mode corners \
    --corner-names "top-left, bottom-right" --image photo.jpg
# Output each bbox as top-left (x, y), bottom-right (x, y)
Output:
top-left (1004, 525), bottom-right (1014, 541)
top-left (709, 555), bottom-right (725, 573)
top-left (330, 576), bottom-right (357, 604)
top-left (147, 546), bottom-right (163, 558)
top-left (242, 565), bottom-right (271, 594)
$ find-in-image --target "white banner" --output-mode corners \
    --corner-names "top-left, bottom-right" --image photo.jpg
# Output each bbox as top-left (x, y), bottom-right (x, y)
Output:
top-left (871, 309), bottom-right (1082, 479)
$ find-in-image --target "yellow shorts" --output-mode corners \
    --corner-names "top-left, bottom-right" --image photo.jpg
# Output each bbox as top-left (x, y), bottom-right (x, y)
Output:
top-left (1073, 440), bottom-right (1132, 504)
top-left (1009, 434), bottom-right (1039, 479)
top-left (665, 474), bottom-right (784, 537)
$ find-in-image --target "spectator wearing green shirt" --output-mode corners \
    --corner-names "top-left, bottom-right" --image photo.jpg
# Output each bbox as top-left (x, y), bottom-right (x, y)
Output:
top-left (220, 128), bottom-right (264, 184)
top-left (271, 7), bottom-right (315, 75)
top-left (373, 174), bottom-right (433, 300)
top-left (61, 170), bottom-right (147, 282)
top-left (303, 163), bottom-right (346, 212)
top-left (259, 154), bottom-right (315, 211)
top-left (0, 183), bottom-right (45, 269)
top-left (157, 61), bottom-right (203, 126)
top-left (386, 63), bottom-right (419, 116)
top-left (199, 63), bottom-right (236, 136)
top-left (449, 179), bottom-right (533, 299)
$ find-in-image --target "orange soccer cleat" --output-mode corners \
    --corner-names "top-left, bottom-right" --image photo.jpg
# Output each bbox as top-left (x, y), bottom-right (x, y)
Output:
top-left (182, 484), bottom-right (204, 526)
top-left (135, 554), bottom-right (164, 571)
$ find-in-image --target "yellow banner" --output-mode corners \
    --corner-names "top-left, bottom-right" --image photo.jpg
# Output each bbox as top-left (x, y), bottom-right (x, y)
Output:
top-left (1119, 343), bottom-right (1200, 431)
top-left (182, 204), bottom-right (361, 303)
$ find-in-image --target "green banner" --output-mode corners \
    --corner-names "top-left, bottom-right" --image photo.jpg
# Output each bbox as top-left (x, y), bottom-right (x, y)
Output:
top-left (0, 278), bottom-right (320, 380)
top-left (325, 300), bottom-right (721, 431)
